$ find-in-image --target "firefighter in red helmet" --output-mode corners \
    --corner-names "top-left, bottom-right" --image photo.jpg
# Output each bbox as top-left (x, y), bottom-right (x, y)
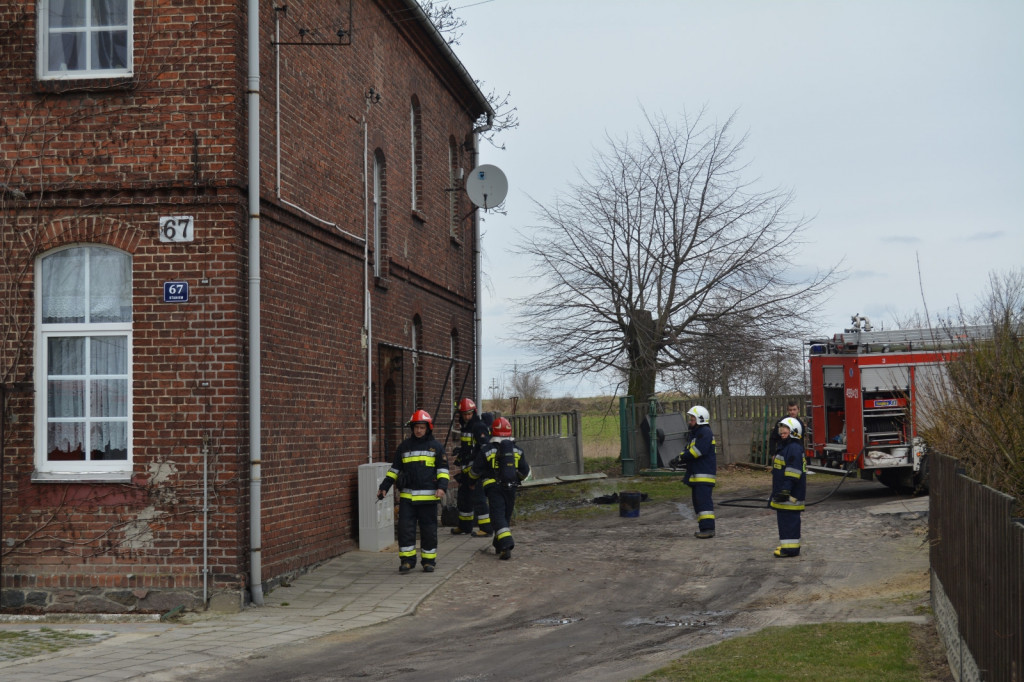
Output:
top-left (450, 397), bottom-right (493, 537)
top-left (377, 409), bottom-right (449, 573)
top-left (469, 417), bottom-right (530, 560)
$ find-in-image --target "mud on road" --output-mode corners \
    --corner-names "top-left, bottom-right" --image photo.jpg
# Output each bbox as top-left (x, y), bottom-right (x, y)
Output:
top-left (204, 473), bottom-right (937, 682)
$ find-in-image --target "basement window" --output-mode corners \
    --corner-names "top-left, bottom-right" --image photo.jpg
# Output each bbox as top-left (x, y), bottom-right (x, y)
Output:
top-left (33, 246), bottom-right (133, 482)
top-left (38, 0), bottom-right (133, 80)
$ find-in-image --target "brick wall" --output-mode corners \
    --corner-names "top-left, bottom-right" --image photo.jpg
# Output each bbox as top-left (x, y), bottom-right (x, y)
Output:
top-left (0, 0), bottom-right (487, 612)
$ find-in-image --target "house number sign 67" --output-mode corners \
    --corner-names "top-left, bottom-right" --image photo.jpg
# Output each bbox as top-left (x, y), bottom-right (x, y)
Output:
top-left (159, 216), bottom-right (195, 243)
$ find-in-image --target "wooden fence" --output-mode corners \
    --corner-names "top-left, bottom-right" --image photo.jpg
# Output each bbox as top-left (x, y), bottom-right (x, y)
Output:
top-left (930, 453), bottom-right (1023, 681)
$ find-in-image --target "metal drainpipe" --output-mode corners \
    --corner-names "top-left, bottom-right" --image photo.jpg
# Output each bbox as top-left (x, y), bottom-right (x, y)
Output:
top-left (247, 0), bottom-right (264, 607)
top-left (364, 113), bottom-right (372, 463)
top-left (470, 115), bottom-right (492, 401)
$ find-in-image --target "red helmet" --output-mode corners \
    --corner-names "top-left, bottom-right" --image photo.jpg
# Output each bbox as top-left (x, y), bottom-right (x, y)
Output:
top-left (457, 398), bottom-right (476, 413)
top-left (491, 417), bottom-right (512, 438)
top-left (408, 409), bottom-right (433, 430)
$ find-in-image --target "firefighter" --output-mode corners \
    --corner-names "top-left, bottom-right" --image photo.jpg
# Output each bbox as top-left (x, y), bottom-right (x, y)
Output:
top-left (377, 410), bottom-right (449, 573)
top-left (770, 416), bottom-right (807, 558)
top-left (468, 417), bottom-right (530, 560)
top-left (450, 398), bottom-right (493, 536)
top-left (671, 405), bottom-right (717, 539)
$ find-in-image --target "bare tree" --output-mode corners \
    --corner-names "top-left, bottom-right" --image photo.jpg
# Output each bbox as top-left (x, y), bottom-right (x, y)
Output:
top-left (919, 269), bottom-right (1024, 503)
top-left (513, 108), bottom-right (840, 400)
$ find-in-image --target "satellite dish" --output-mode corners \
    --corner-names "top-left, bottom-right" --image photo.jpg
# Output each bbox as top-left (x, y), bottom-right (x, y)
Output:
top-left (464, 164), bottom-right (508, 210)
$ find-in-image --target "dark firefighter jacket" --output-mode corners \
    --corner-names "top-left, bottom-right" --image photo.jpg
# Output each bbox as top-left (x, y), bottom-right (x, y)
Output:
top-left (679, 423), bottom-right (717, 486)
top-left (770, 437), bottom-right (806, 512)
top-left (455, 413), bottom-right (490, 467)
top-left (379, 432), bottom-right (450, 504)
top-left (468, 438), bottom-right (530, 490)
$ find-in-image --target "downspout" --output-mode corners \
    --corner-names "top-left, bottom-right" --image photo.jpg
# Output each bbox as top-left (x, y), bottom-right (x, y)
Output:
top-left (247, 0), bottom-right (264, 607)
top-left (365, 112), bottom-right (372, 463)
top-left (471, 114), bottom-right (493, 402)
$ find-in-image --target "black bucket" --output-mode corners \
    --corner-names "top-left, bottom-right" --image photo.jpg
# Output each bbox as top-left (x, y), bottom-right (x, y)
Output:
top-left (619, 491), bottom-right (642, 517)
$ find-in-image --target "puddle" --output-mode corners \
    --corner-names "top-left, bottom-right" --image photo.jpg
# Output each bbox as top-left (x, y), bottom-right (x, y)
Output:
top-left (531, 616), bottom-right (583, 626)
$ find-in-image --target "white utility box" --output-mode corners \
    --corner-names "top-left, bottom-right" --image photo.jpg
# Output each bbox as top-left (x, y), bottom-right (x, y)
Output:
top-left (358, 462), bottom-right (395, 551)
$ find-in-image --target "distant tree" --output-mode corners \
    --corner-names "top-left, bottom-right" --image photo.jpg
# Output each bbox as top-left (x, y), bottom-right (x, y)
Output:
top-left (509, 364), bottom-right (545, 411)
top-left (513, 108), bottom-right (841, 400)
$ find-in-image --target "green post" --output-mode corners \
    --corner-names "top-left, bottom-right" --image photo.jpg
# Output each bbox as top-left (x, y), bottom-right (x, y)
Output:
top-left (648, 397), bottom-right (658, 469)
top-left (619, 396), bottom-right (635, 476)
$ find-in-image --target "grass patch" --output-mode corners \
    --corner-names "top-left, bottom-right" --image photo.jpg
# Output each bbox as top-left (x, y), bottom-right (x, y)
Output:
top-left (635, 622), bottom-right (922, 681)
top-left (515, 466), bottom-right (770, 524)
top-left (0, 627), bottom-right (97, 661)
top-left (515, 474), bottom-right (692, 522)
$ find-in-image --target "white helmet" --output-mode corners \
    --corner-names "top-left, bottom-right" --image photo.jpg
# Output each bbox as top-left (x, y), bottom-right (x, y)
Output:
top-left (686, 406), bottom-right (710, 425)
top-left (779, 417), bottom-right (802, 439)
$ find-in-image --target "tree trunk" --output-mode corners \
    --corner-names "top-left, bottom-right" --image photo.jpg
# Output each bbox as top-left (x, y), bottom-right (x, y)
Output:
top-left (626, 310), bottom-right (657, 400)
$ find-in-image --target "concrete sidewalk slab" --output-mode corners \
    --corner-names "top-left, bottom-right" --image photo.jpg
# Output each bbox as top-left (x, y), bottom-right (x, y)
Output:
top-left (0, 530), bottom-right (488, 681)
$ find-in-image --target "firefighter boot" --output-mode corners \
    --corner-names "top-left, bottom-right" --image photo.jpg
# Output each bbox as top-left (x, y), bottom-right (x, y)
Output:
top-left (498, 548), bottom-right (512, 560)
top-left (399, 560), bottom-right (415, 573)
top-left (422, 563), bottom-right (435, 573)
top-left (773, 546), bottom-right (799, 558)
top-left (450, 527), bottom-right (471, 535)
top-left (694, 529), bottom-right (715, 539)
top-left (471, 529), bottom-right (492, 538)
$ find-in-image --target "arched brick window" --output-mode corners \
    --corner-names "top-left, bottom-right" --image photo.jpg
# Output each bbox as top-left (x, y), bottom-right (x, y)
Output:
top-left (410, 96), bottom-right (422, 213)
top-left (34, 245), bottom-right (133, 480)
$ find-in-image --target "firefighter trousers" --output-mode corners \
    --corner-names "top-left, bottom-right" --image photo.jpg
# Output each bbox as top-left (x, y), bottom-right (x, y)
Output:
top-left (397, 499), bottom-right (439, 567)
top-left (456, 479), bottom-right (492, 533)
top-left (486, 485), bottom-right (517, 552)
top-left (775, 508), bottom-right (801, 556)
top-left (689, 483), bottom-right (715, 532)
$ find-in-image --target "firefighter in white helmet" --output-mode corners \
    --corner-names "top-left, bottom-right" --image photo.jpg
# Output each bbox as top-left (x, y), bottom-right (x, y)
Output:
top-left (770, 417), bottom-right (807, 558)
top-left (672, 405), bottom-right (717, 539)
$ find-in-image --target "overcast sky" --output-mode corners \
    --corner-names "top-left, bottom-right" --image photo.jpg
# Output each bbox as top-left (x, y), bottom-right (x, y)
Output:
top-left (450, 0), bottom-right (1024, 399)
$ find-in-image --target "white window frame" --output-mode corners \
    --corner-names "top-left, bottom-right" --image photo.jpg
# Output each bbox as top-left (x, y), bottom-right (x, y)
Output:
top-left (38, 0), bottom-right (134, 80)
top-left (34, 245), bottom-right (133, 481)
top-left (373, 151), bottom-right (383, 278)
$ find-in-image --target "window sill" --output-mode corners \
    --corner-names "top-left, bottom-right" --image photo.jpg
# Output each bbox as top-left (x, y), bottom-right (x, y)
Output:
top-left (35, 76), bottom-right (136, 95)
top-left (32, 470), bottom-right (133, 484)
top-left (411, 209), bottom-right (427, 225)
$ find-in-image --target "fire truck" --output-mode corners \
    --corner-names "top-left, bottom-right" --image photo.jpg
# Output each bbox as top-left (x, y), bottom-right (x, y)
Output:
top-left (805, 315), bottom-right (991, 493)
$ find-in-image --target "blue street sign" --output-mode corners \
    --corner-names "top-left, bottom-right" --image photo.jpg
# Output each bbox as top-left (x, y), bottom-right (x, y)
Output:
top-left (163, 281), bottom-right (189, 303)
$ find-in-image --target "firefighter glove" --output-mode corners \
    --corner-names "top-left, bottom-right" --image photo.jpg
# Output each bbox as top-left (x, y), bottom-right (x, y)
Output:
top-left (773, 490), bottom-right (792, 503)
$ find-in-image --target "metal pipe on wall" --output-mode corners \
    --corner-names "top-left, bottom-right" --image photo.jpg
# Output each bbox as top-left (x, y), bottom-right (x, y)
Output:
top-left (246, 0), bottom-right (264, 607)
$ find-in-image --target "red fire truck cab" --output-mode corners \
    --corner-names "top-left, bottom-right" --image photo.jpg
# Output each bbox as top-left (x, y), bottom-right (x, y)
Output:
top-left (806, 316), bottom-right (988, 493)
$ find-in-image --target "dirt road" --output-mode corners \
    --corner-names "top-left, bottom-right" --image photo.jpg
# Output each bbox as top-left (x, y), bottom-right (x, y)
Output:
top-left (198, 474), bottom-right (937, 681)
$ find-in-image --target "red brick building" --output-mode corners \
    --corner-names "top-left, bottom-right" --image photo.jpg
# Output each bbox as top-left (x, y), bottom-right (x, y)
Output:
top-left (0, 0), bottom-right (491, 612)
